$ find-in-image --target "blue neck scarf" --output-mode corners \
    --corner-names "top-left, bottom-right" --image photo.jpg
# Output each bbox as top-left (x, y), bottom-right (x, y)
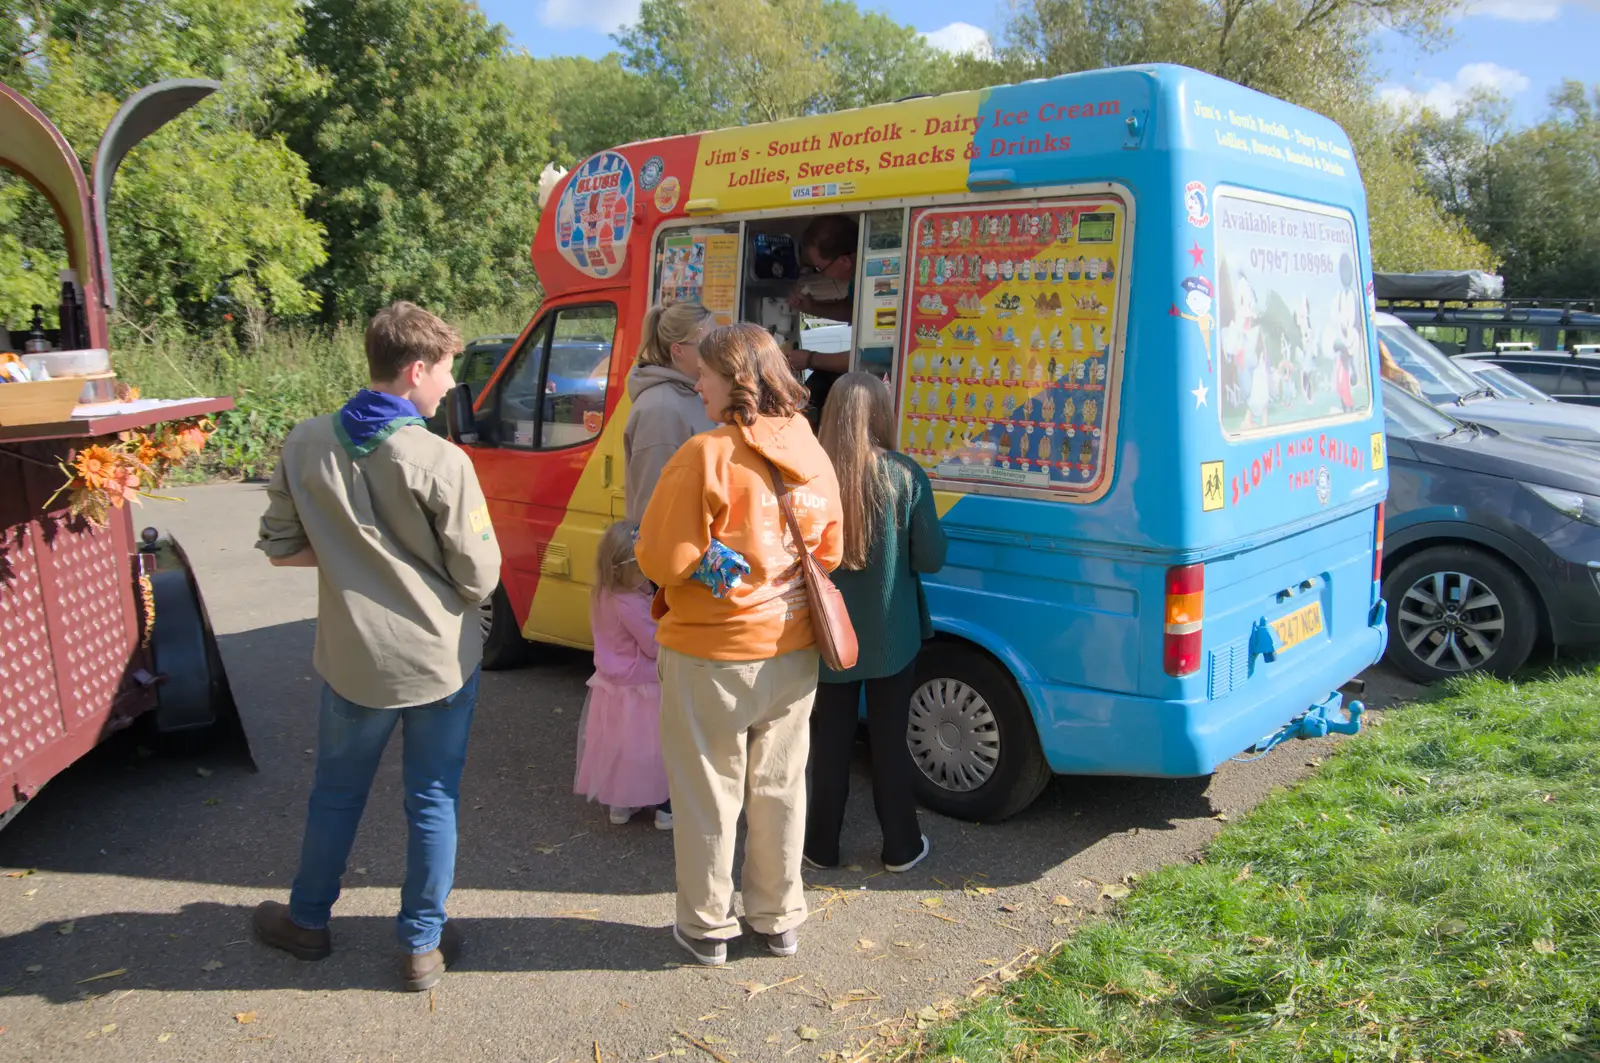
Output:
top-left (335, 389), bottom-right (425, 459)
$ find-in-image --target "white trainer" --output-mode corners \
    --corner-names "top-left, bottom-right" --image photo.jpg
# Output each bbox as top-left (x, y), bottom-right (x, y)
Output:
top-left (885, 835), bottom-right (931, 873)
top-left (608, 806), bottom-right (639, 826)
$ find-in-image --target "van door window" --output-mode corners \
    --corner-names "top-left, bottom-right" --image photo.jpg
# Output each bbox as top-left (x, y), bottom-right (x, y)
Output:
top-left (494, 319), bottom-right (552, 448)
top-left (543, 306), bottom-right (617, 448)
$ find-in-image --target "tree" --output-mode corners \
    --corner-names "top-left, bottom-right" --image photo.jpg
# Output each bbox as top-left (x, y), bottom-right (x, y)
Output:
top-left (525, 54), bottom-right (682, 164)
top-left (1411, 83), bottom-right (1600, 296)
top-left (616, 0), bottom-right (960, 132)
top-left (1, 0), bottom-right (328, 336)
top-left (278, 0), bottom-right (553, 320)
top-left (989, 0), bottom-right (1491, 273)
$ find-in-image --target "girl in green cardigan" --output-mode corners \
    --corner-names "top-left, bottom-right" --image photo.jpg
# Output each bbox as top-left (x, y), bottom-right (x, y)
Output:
top-left (806, 373), bottom-right (948, 872)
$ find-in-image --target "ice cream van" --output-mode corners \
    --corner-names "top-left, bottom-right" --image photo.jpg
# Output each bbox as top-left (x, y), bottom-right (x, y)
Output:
top-left (446, 63), bottom-right (1389, 821)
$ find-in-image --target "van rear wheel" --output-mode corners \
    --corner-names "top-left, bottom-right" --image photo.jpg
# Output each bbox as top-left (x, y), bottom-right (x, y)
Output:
top-left (907, 644), bottom-right (1052, 822)
top-left (480, 584), bottom-right (534, 671)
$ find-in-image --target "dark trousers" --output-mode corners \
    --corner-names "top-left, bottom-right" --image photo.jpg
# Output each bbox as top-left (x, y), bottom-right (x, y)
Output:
top-left (804, 662), bottom-right (922, 867)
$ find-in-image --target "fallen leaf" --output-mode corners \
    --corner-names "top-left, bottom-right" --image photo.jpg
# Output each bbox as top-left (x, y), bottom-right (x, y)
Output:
top-left (533, 845), bottom-right (559, 855)
top-left (23, 889), bottom-right (37, 898)
top-left (970, 885), bottom-right (997, 896)
top-left (234, 1012), bottom-right (258, 1025)
top-left (25, 965), bottom-right (42, 974)
top-left (979, 958), bottom-right (1001, 967)
top-left (353, 867), bottom-right (369, 876)
top-left (999, 903), bottom-right (1019, 913)
top-left (157, 1033), bottom-right (173, 1043)
top-left (1098, 882), bottom-right (1131, 901)
top-left (1051, 916), bottom-right (1073, 926)
top-left (855, 938), bottom-right (875, 951)
top-left (1233, 864), bottom-right (1253, 884)
top-left (555, 909), bottom-right (600, 918)
top-left (76, 969), bottom-right (127, 984)
top-left (1435, 918), bottom-right (1469, 938)
top-left (916, 1006), bottom-right (939, 1021)
top-left (4, 869), bottom-right (36, 878)
top-left (1051, 895), bottom-right (1075, 908)
top-left (765, 1034), bottom-right (781, 1044)
top-left (1533, 939), bottom-right (1556, 954)
top-left (1542, 794), bottom-right (1555, 803)
top-left (203, 798), bottom-right (221, 807)
top-left (702, 1035), bottom-right (729, 1045)
top-left (196, 767), bottom-right (213, 778)
top-left (202, 961), bottom-right (223, 972)
top-left (919, 897), bottom-right (943, 908)
top-left (796, 1026), bottom-right (820, 1041)
top-left (1496, 1029), bottom-right (1526, 1048)
top-left (57, 921), bottom-right (76, 935)
top-left (1213, 811), bottom-right (1230, 822)
top-left (893, 941), bottom-right (915, 948)
top-left (101, 1024), bottom-right (117, 1034)
top-left (844, 864), bottom-right (862, 872)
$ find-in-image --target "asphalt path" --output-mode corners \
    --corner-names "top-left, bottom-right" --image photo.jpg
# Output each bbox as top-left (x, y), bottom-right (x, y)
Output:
top-left (0, 483), bottom-right (1424, 1062)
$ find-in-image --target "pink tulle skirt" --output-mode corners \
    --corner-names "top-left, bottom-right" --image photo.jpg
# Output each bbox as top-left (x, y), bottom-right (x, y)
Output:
top-left (573, 674), bottom-right (669, 808)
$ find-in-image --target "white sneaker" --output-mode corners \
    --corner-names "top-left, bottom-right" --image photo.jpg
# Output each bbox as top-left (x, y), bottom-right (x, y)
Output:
top-left (654, 807), bottom-right (674, 831)
top-left (608, 806), bottom-right (639, 825)
top-left (885, 835), bottom-right (931, 873)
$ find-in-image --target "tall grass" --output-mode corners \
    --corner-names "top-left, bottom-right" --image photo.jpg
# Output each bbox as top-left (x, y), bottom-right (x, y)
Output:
top-left (114, 312), bottom-right (528, 479)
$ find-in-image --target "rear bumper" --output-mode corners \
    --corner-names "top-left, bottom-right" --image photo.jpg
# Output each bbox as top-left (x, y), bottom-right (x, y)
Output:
top-left (1026, 623), bottom-right (1386, 777)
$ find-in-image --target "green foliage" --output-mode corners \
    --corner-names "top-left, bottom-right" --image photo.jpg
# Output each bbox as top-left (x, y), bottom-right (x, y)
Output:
top-left (530, 54), bottom-right (681, 164)
top-left (0, 175), bottom-right (68, 327)
top-left (1, 0), bottom-right (329, 334)
top-left (278, 0), bottom-right (550, 321)
top-left (925, 664), bottom-right (1600, 1061)
top-left (1410, 82), bottom-right (1600, 296)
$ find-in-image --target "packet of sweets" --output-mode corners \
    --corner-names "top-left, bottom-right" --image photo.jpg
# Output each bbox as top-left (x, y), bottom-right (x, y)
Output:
top-left (691, 538), bottom-right (750, 599)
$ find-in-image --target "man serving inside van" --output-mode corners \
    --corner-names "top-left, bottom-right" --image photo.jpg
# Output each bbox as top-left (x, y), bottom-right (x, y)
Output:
top-left (783, 215), bottom-right (857, 424)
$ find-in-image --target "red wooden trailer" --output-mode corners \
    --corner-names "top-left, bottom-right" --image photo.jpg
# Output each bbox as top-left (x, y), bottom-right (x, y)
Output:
top-left (1, 78), bottom-right (240, 827)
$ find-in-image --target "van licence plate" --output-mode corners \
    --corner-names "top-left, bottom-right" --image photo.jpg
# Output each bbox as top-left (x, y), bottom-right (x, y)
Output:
top-left (1271, 602), bottom-right (1324, 653)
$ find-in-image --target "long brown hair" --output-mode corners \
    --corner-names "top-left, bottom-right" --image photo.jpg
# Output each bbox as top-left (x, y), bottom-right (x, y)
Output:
top-left (636, 302), bottom-right (715, 370)
top-left (819, 372), bottom-right (895, 570)
top-left (697, 323), bottom-right (809, 426)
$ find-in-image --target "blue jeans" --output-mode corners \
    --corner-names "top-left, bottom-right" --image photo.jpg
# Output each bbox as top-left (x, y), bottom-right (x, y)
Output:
top-left (288, 671), bottom-right (478, 954)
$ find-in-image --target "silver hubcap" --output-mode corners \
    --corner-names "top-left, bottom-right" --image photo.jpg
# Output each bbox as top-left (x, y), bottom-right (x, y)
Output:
top-left (907, 678), bottom-right (1000, 792)
top-left (1397, 570), bottom-right (1505, 673)
top-left (478, 597), bottom-right (495, 644)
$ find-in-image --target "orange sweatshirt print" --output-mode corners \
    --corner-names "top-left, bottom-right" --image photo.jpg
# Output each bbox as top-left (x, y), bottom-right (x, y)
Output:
top-left (636, 414), bottom-right (843, 661)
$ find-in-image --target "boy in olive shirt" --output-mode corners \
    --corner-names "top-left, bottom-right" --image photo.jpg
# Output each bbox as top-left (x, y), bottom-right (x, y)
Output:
top-left (252, 302), bottom-right (501, 992)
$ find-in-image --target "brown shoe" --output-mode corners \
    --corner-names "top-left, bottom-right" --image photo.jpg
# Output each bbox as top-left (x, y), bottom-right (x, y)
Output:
top-left (251, 900), bottom-right (331, 961)
top-left (399, 920), bottom-right (462, 992)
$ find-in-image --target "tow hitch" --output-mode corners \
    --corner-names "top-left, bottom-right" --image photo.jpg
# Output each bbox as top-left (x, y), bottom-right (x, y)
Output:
top-left (1236, 691), bottom-right (1364, 762)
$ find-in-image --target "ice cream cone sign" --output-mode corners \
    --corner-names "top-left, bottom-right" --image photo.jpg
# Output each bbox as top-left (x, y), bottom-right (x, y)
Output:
top-left (537, 163), bottom-right (568, 210)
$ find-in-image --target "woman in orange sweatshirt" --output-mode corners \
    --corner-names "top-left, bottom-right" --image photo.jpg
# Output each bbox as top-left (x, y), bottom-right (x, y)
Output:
top-left (636, 323), bottom-right (843, 967)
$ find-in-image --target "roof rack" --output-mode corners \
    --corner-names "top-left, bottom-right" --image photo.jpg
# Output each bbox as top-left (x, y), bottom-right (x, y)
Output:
top-left (1374, 297), bottom-right (1600, 325)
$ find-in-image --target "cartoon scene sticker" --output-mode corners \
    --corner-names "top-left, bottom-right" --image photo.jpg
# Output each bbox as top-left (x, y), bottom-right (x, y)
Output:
top-left (895, 198), bottom-right (1124, 497)
top-left (1211, 192), bottom-right (1371, 438)
top-left (554, 152), bottom-right (635, 279)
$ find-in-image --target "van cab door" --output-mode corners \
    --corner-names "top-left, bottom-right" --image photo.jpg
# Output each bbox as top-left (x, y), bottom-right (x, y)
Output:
top-left (468, 299), bottom-right (621, 648)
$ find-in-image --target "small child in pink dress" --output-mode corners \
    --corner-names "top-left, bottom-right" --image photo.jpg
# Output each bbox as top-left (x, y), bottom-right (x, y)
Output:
top-left (574, 522), bottom-right (671, 829)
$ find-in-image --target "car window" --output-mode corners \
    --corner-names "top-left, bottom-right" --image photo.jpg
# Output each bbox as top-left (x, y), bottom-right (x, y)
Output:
top-left (1465, 362), bottom-right (1552, 402)
top-left (542, 306), bottom-right (617, 448)
top-left (1377, 324), bottom-right (1485, 404)
top-left (1507, 362), bottom-right (1568, 397)
top-left (1381, 381), bottom-right (1459, 439)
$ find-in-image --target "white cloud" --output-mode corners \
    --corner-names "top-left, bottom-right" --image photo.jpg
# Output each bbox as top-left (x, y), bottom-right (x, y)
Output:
top-left (1461, 0), bottom-right (1563, 20)
top-left (1379, 62), bottom-right (1531, 117)
top-left (922, 21), bottom-right (994, 59)
top-left (539, 0), bottom-right (641, 33)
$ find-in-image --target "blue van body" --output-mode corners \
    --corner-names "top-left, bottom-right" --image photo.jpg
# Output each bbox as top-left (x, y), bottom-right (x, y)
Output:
top-left (910, 66), bottom-right (1388, 788)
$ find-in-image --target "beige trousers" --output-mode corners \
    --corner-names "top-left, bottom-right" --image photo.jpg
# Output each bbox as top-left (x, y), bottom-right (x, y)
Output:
top-left (658, 645), bottom-right (819, 940)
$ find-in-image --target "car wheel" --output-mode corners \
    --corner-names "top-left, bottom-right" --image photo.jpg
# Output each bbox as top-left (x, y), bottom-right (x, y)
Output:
top-left (480, 584), bottom-right (533, 671)
top-left (907, 644), bottom-right (1053, 822)
top-left (1383, 546), bottom-right (1538, 682)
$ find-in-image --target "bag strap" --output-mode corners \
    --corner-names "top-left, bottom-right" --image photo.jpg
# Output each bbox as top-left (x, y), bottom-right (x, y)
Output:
top-left (762, 456), bottom-right (811, 561)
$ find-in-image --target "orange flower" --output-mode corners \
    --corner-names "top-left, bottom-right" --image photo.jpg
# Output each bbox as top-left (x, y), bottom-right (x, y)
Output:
top-left (174, 424), bottom-right (210, 453)
top-left (106, 463), bottom-right (142, 508)
top-left (73, 445), bottom-right (119, 490)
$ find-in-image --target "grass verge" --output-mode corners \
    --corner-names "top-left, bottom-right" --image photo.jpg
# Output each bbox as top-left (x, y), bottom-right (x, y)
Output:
top-left (918, 667), bottom-right (1600, 1063)
top-left (114, 312), bottom-right (526, 479)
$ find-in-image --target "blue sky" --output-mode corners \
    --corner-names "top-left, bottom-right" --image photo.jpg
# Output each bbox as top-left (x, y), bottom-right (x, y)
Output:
top-left (480, 0), bottom-right (1600, 127)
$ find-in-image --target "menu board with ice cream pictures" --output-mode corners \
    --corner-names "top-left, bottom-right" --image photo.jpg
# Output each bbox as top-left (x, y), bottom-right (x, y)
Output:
top-left (896, 197), bottom-right (1128, 499)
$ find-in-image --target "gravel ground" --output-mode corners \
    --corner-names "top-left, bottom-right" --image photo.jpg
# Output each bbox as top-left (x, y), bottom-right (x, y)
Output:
top-left (0, 483), bottom-right (1425, 1062)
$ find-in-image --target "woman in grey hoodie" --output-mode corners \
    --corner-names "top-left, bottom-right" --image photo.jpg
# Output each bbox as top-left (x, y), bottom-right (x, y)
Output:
top-left (624, 302), bottom-right (718, 526)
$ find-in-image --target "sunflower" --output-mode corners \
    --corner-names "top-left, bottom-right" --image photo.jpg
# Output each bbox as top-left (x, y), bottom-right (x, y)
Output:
top-left (73, 445), bottom-right (119, 490)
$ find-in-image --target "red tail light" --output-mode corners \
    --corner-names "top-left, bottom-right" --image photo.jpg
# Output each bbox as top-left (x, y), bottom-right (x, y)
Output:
top-left (1373, 503), bottom-right (1385, 583)
top-left (1163, 563), bottom-right (1205, 677)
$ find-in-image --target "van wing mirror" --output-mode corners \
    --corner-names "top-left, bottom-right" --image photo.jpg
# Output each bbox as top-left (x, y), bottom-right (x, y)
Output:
top-left (444, 382), bottom-right (479, 445)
